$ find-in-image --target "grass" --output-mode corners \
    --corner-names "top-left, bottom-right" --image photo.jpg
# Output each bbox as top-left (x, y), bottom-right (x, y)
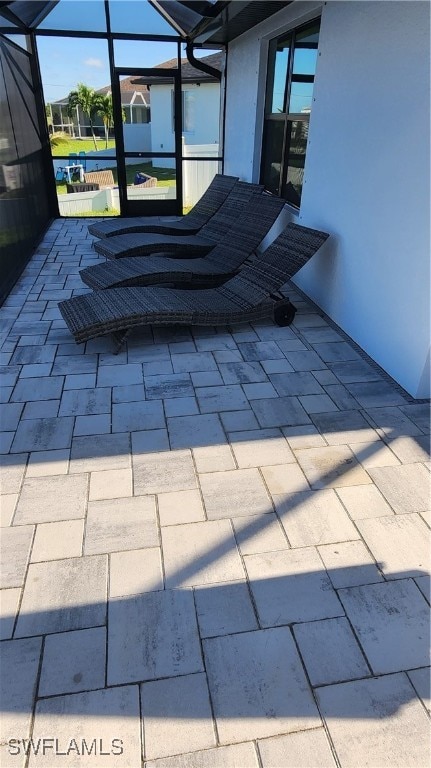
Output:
top-left (51, 138), bottom-right (116, 157)
top-left (56, 163), bottom-right (176, 196)
top-left (73, 209), bottom-right (120, 217)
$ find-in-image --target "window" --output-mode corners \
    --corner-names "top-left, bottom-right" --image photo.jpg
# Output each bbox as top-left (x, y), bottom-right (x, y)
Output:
top-left (260, 19), bottom-right (320, 207)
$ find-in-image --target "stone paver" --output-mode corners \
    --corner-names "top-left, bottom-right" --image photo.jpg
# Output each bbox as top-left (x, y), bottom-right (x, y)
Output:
top-left (339, 580), bottom-right (430, 673)
top-left (407, 667), bottom-right (431, 714)
top-left (274, 489), bottom-right (358, 547)
top-left (112, 400), bottom-right (165, 432)
top-left (12, 416), bottom-right (74, 453)
top-left (258, 730), bottom-right (337, 768)
top-left (26, 448), bottom-right (69, 477)
top-left (158, 489), bottom-right (205, 526)
top-left (109, 547), bottom-right (163, 597)
top-left (335, 484), bottom-right (394, 519)
top-left (318, 539), bottom-right (384, 588)
top-left (141, 674), bottom-right (216, 759)
top-left (356, 513), bottom-right (430, 579)
top-left (245, 547), bottom-right (343, 626)
top-left (295, 445), bottom-right (372, 489)
top-left (134, 449), bottom-right (197, 494)
top-left (145, 743), bottom-right (260, 768)
top-left (251, 396), bottom-right (311, 427)
top-left (85, 496), bottom-right (158, 555)
top-left (30, 686), bottom-right (141, 767)
top-left (293, 617), bottom-right (370, 685)
top-left (89, 467), bottom-right (133, 500)
top-left (168, 413), bottom-right (227, 449)
top-left (0, 587), bottom-right (21, 639)
top-left (31, 519), bottom-right (84, 561)
top-left (162, 520), bottom-right (244, 587)
top-left (14, 473), bottom-right (87, 524)
top-left (108, 590), bottom-right (203, 684)
top-left (194, 580), bottom-right (258, 637)
top-left (200, 468), bottom-right (271, 518)
top-left (16, 555), bottom-right (107, 637)
top-left (196, 384), bottom-right (249, 413)
top-left (368, 463), bottom-right (430, 513)
top-left (69, 433), bottom-right (130, 473)
top-left (1, 219), bottom-right (430, 768)
top-left (38, 626), bottom-right (106, 696)
top-left (0, 524), bottom-right (34, 588)
top-left (204, 627), bottom-right (321, 743)
top-left (0, 637), bottom-right (42, 765)
top-left (229, 429), bottom-right (294, 468)
top-left (232, 513), bottom-right (288, 555)
top-left (316, 674), bottom-right (431, 768)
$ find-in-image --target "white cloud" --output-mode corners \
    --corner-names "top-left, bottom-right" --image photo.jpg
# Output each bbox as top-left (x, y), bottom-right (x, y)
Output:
top-left (84, 58), bottom-right (104, 68)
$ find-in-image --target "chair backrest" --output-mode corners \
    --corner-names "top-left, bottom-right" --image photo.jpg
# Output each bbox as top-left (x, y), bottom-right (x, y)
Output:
top-left (207, 194), bottom-right (285, 271)
top-left (68, 152), bottom-right (78, 165)
top-left (199, 181), bottom-right (264, 243)
top-left (219, 222), bottom-right (330, 306)
top-left (84, 170), bottom-right (115, 188)
top-left (78, 151), bottom-right (86, 170)
top-left (183, 173), bottom-right (238, 229)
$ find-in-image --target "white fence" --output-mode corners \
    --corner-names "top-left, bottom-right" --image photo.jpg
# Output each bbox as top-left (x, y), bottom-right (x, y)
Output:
top-left (183, 143), bottom-right (220, 207)
top-left (58, 184), bottom-right (176, 216)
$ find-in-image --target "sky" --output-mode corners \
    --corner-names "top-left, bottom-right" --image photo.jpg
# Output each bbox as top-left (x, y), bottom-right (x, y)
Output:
top-left (33, 0), bottom-right (217, 102)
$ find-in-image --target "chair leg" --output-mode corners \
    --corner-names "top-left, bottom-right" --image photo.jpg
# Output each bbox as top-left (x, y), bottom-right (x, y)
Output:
top-left (111, 328), bottom-right (131, 353)
top-left (273, 298), bottom-right (297, 327)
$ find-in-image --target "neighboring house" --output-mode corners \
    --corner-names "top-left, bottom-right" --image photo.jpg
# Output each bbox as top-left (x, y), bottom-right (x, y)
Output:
top-left (216, 1), bottom-right (429, 399)
top-left (50, 78), bottom-right (150, 137)
top-left (50, 52), bottom-right (221, 162)
top-left (148, 53), bottom-right (222, 166)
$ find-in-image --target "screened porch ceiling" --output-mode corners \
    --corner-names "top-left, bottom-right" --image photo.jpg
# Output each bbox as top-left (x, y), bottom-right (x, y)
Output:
top-left (0, 0), bottom-right (289, 43)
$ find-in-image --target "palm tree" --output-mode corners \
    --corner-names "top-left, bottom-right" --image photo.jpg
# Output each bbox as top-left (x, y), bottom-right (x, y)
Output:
top-left (67, 83), bottom-right (101, 150)
top-left (96, 94), bottom-right (114, 149)
top-left (96, 94), bottom-right (126, 149)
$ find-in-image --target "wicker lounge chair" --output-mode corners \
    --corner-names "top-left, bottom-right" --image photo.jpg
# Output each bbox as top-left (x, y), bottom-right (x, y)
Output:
top-left (93, 181), bottom-right (264, 261)
top-left (88, 174), bottom-right (238, 239)
top-left (59, 223), bottom-right (330, 345)
top-left (80, 194), bottom-right (285, 290)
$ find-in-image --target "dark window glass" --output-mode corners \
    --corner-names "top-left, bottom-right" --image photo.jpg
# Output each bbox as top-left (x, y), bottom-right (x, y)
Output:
top-left (261, 119), bottom-right (285, 195)
top-left (270, 38), bottom-right (290, 113)
top-left (261, 18), bottom-right (320, 207)
top-left (283, 120), bottom-right (308, 205)
top-left (296, 22), bottom-right (320, 44)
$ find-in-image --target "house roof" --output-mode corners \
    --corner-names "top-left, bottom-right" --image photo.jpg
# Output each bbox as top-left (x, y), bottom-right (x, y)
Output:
top-left (53, 52), bottom-right (221, 105)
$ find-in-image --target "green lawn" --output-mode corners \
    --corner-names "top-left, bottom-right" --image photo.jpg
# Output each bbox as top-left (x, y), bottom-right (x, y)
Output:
top-left (56, 162), bottom-right (175, 196)
top-left (51, 138), bottom-right (116, 157)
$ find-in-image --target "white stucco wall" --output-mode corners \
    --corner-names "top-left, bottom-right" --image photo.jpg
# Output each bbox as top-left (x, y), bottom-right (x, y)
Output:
top-left (150, 82), bottom-right (221, 168)
top-left (224, 0), bottom-right (430, 398)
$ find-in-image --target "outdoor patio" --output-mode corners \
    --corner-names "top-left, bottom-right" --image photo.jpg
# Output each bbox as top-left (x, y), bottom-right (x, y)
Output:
top-left (0, 217), bottom-right (430, 768)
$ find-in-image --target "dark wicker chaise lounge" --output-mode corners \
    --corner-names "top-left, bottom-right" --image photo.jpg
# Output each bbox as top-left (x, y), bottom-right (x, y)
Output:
top-left (93, 181), bottom-right (264, 260)
top-left (80, 194), bottom-right (285, 290)
top-left (59, 223), bottom-right (330, 345)
top-left (88, 174), bottom-right (238, 239)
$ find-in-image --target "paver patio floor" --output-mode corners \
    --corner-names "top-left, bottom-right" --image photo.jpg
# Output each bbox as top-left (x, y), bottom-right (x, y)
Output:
top-left (0, 218), bottom-right (430, 767)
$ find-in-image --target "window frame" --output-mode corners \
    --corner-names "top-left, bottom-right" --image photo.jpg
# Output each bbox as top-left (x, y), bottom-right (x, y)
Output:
top-left (260, 18), bottom-right (320, 208)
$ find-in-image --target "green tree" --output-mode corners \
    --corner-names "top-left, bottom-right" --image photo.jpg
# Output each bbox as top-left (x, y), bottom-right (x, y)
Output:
top-left (67, 83), bottom-right (102, 150)
top-left (96, 93), bottom-right (126, 149)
